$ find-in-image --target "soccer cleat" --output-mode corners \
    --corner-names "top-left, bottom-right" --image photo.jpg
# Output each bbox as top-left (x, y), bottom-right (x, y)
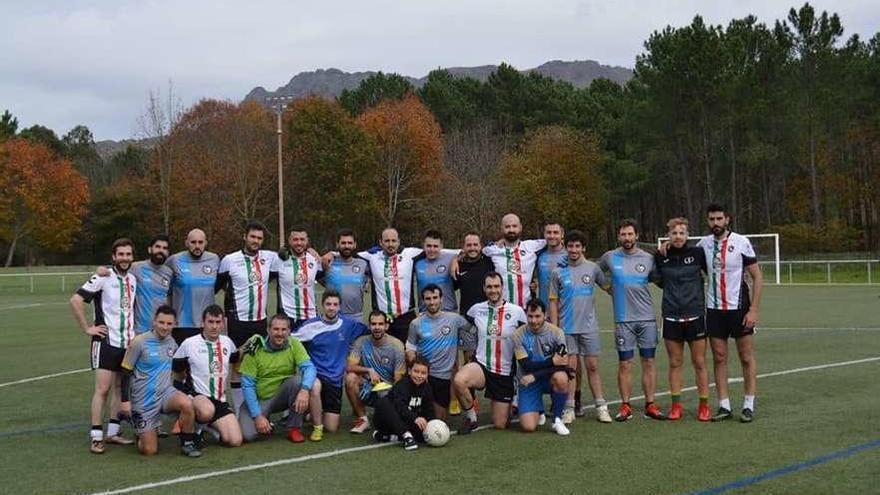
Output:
top-left (105, 435), bottom-right (135, 445)
top-left (449, 398), bottom-right (462, 416)
top-left (697, 403), bottom-right (711, 422)
top-left (402, 435), bottom-right (418, 451)
top-left (644, 403), bottom-right (666, 420)
top-left (458, 417), bottom-right (478, 435)
top-left (309, 426), bottom-right (324, 442)
top-left (287, 427), bottom-right (305, 443)
top-left (562, 408), bottom-right (575, 425)
top-left (192, 431), bottom-right (207, 449)
top-left (89, 439), bottom-right (105, 454)
top-left (667, 403), bottom-right (683, 421)
top-left (349, 417), bottom-right (370, 434)
top-left (372, 431), bottom-right (391, 443)
top-left (615, 403), bottom-right (633, 422)
top-left (551, 417), bottom-right (571, 436)
top-left (596, 406), bottom-right (613, 423)
top-left (180, 441), bottom-right (202, 458)
top-left (740, 408), bottom-right (754, 423)
top-left (575, 405), bottom-right (587, 418)
top-left (537, 413), bottom-right (546, 426)
top-left (711, 407), bottom-right (733, 422)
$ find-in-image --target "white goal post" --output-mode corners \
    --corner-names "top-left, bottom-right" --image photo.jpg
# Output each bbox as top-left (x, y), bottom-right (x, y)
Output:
top-left (656, 233), bottom-right (781, 285)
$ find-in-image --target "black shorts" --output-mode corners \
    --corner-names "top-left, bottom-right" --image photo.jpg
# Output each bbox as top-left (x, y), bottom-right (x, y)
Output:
top-left (388, 311), bottom-right (416, 343)
top-left (172, 327), bottom-right (201, 346)
top-left (663, 317), bottom-right (707, 342)
top-left (227, 319), bottom-right (268, 348)
top-left (90, 338), bottom-right (125, 371)
top-left (319, 376), bottom-right (343, 414)
top-left (199, 396), bottom-right (234, 424)
top-left (428, 376), bottom-right (451, 408)
top-left (706, 309), bottom-right (754, 340)
top-left (477, 363), bottom-right (514, 403)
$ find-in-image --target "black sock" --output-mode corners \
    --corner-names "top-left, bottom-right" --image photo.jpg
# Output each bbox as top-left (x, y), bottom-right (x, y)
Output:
top-left (180, 432), bottom-right (194, 445)
top-left (575, 390), bottom-right (582, 404)
top-left (91, 425), bottom-right (103, 431)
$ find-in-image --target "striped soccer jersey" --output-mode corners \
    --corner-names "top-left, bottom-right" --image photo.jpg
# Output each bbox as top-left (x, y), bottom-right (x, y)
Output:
top-left (698, 232), bottom-right (757, 311)
top-left (218, 250), bottom-right (277, 322)
top-left (276, 252), bottom-right (323, 320)
top-left (483, 239), bottom-right (547, 308)
top-left (174, 334), bottom-right (237, 402)
top-left (77, 268), bottom-right (137, 348)
top-left (359, 248), bottom-right (423, 317)
top-left (467, 301), bottom-right (527, 376)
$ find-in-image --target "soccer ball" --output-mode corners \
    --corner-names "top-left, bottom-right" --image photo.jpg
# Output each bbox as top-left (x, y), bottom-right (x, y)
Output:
top-left (423, 419), bottom-right (450, 447)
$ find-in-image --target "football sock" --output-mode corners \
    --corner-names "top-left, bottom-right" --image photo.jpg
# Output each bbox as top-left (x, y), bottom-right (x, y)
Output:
top-left (90, 425), bottom-right (103, 441)
top-left (551, 392), bottom-right (567, 420)
top-left (719, 398), bottom-right (731, 411)
top-left (595, 398), bottom-right (607, 409)
top-left (671, 394), bottom-right (681, 404)
top-left (464, 407), bottom-right (477, 422)
top-left (699, 396), bottom-right (709, 405)
top-left (106, 419), bottom-right (121, 437)
top-left (743, 395), bottom-right (755, 410)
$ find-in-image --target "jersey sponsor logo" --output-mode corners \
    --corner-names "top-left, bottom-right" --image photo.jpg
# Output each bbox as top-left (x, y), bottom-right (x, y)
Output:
top-left (581, 274), bottom-right (592, 284)
top-left (713, 254), bottom-right (723, 269)
top-left (248, 270), bottom-right (258, 283)
top-left (296, 270), bottom-right (308, 284)
top-left (488, 320), bottom-right (500, 336)
top-left (441, 325), bottom-right (452, 335)
top-left (684, 256), bottom-right (694, 264)
top-left (409, 397), bottom-right (422, 408)
top-left (202, 265), bottom-right (213, 274)
top-left (636, 264), bottom-right (647, 273)
top-left (437, 265), bottom-right (447, 273)
top-left (506, 256), bottom-right (522, 275)
top-left (211, 360), bottom-right (221, 372)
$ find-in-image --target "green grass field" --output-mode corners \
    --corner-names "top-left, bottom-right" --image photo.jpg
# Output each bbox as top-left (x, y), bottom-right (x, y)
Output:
top-left (0, 282), bottom-right (878, 494)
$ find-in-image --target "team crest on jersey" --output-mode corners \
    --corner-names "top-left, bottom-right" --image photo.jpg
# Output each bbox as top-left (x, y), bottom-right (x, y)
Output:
top-left (308, 262), bottom-right (315, 269)
top-left (617, 337), bottom-right (625, 346)
top-left (353, 265), bottom-right (361, 273)
top-left (222, 347), bottom-right (228, 355)
top-left (160, 276), bottom-right (170, 287)
top-left (504, 313), bottom-right (511, 320)
top-left (728, 245), bottom-right (735, 252)
top-left (381, 356), bottom-right (390, 365)
top-left (259, 258), bottom-right (266, 265)
top-left (437, 265), bottom-right (447, 273)
top-left (202, 265), bottom-right (213, 274)
top-left (684, 256), bottom-right (694, 264)
top-left (636, 264), bottom-right (646, 273)
top-left (541, 343), bottom-right (552, 354)
top-left (581, 274), bottom-right (592, 284)
top-left (441, 325), bottom-right (452, 336)
top-left (166, 348), bottom-right (175, 357)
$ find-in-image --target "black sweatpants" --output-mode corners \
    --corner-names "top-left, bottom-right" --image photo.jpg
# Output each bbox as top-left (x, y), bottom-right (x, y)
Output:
top-left (372, 397), bottom-right (424, 442)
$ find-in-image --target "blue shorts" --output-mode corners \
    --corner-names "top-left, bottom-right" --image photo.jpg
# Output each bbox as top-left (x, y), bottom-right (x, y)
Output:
top-left (517, 377), bottom-right (552, 414)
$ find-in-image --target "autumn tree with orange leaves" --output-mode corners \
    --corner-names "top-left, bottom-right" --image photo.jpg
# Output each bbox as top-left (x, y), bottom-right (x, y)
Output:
top-left (0, 138), bottom-right (89, 266)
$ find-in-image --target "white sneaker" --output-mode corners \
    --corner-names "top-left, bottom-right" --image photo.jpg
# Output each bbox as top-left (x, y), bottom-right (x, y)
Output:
top-left (537, 413), bottom-right (546, 426)
top-left (551, 418), bottom-right (570, 436)
top-left (596, 406), bottom-right (613, 423)
top-left (562, 408), bottom-right (575, 424)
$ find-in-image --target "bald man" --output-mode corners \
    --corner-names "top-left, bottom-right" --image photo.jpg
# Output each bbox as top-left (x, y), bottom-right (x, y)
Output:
top-left (482, 214), bottom-right (547, 308)
top-left (166, 228), bottom-right (221, 345)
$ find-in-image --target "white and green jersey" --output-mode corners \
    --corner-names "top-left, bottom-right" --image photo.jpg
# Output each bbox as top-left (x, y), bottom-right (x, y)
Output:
top-left (174, 334), bottom-right (236, 402)
top-left (275, 252), bottom-right (323, 320)
top-left (467, 301), bottom-right (527, 376)
top-left (483, 239), bottom-right (547, 307)
top-left (698, 232), bottom-right (757, 311)
top-left (77, 268), bottom-right (137, 349)
top-left (360, 248), bottom-right (423, 317)
top-left (218, 250), bottom-right (277, 322)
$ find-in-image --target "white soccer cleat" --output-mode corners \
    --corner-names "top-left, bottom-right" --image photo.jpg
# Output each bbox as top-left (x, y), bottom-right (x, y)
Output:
top-left (596, 406), bottom-right (613, 424)
top-left (551, 418), bottom-right (570, 436)
top-left (562, 408), bottom-right (575, 424)
top-left (537, 413), bottom-right (546, 426)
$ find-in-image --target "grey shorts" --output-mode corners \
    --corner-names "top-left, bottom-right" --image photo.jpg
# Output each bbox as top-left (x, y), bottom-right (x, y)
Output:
top-left (565, 332), bottom-right (601, 356)
top-left (131, 386), bottom-right (178, 434)
top-left (615, 320), bottom-right (659, 353)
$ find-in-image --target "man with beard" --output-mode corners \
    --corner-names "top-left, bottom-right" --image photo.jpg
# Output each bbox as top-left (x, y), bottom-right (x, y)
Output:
top-left (454, 231), bottom-right (495, 320)
top-left (534, 222), bottom-right (566, 307)
top-left (322, 228), bottom-right (370, 320)
top-left (345, 311), bottom-right (406, 434)
top-left (698, 204), bottom-right (763, 423)
top-left (598, 220), bottom-right (665, 422)
top-left (276, 226), bottom-right (323, 330)
top-left (70, 238), bottom-right (138, 453)
top-left (167, 229), bottom-right (221, 345)
top-left (482, 213), bottom-right (547, 308)
top-left (414, 230), bottom-right (458, 312)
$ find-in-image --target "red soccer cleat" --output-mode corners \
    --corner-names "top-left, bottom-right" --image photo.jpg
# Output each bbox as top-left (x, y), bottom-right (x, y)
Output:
top-left (644, 403), bottom-right (666, 420)
top-left (667, 403), bottom-right (683, 421)
top-left (615, 403), bottom-right (633, 422)
top-left (287, 427), bottom-right (305, 443)
top-left (697, 403), bottom-right (712, 422)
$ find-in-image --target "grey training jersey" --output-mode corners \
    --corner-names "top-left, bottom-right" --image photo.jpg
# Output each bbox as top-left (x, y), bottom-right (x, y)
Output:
top-left (349, 335), bottom-right (406, 384)
top-left (599, 248), bottom-right (657, 323)
top-left (414, 252), bottom-right (458, 312)
top-left (122, 332), bottom-right (178, 412)
top-left (166, 251), bottom-right (220, 328)
top-left (324, 256), bottom-right (370, 318)
top-left (406, 311), bottom-right (473, 379)
top-left (549, 260), bottom-right (606, 334)
top-left (130, 261), bottom-right (173, 334)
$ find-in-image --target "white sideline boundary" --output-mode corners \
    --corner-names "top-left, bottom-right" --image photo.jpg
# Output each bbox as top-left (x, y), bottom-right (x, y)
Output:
top-left (89, 355), bottom-right (880, 495)
top-left (0, 368), bottom-right (90, 388)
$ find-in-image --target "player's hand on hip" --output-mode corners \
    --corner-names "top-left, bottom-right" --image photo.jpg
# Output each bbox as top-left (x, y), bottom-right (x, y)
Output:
top-left (414, 417), bottom-right (428, 431)
top-left (87, 325), bottom-right (108, 338)
top-left (520, 374), bottom-right (535, 387)
top-left (743, 310), bottom-right (758, 329)
top-left (255, 415), bottom-right (273, 435)
top-left (294, 389), bottom-right (309, 414)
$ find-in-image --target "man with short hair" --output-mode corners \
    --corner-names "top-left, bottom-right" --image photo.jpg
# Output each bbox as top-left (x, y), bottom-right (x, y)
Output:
top-left (454, 231), bottom-right (495, 319)
top-left (698, 204), bottom-right (763, 423)
top-left (598, 219), bottom-right (665, 421)
top-left (548, 229), bottom-right (612, 424)
top-left (414, 230), bottom-right (458, 312)
top-left (453, 272), bottom-right (527, 433)
top-left (406, 284), bottom-right (473, 421)
top-left (535, 222), bottom-right (566, 307)
top-left (173, 304), bottom-right (244, 447)
top-left (120, 305), bottom-right (201, 457)
top-left (276, 226), bottom-right (323, 329)
top-left (238, 314), bottom-right (317, 443)
top-left (345, 311), bottom-right (406, 434)
top-left (322, 228), bottom-right (370, 319)
top-left (482, 213), bottom-right (547, 308)
top-left (294, 291), bottom-right (369, 438)
top-left (166, 229), bottom-right (220, 345)
top-left (512, 299), bottom-right (570, 435)
top-left (70, 237), bottom-right (138, 454)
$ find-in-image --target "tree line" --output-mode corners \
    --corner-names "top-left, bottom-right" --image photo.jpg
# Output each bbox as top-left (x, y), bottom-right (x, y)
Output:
top-left (1, 3), bottom-right (877, 266)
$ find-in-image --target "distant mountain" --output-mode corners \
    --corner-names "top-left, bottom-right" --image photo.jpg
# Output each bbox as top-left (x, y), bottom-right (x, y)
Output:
top-left (244, 59), bottom-right (633, 104)
top-left (94, 138), bottom-right (154, 161)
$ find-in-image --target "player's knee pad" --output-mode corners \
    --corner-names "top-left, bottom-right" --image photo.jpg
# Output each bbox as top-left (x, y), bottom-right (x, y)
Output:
top-left (617, 350), bottom-right (635, 361)
top-left (639, 347), bottom-right (656, 359)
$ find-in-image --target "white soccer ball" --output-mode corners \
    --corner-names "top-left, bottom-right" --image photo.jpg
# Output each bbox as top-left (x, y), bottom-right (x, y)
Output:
top-left (424, 419), bottom-right (450, 447)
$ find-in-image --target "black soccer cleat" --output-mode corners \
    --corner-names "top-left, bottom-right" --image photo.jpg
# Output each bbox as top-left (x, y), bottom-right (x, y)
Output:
top-left (740, 408), bottom-right (754, 423)
top-left (711, 407), bottom-right (733, 422)
top-left (402, 436), bottom-right (418, 451)
top-left (458, 417), bottom-right (478, 435)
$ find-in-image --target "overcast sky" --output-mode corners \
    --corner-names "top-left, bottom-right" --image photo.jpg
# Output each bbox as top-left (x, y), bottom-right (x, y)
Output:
top-left (2, 1), bottom-right (878, 141)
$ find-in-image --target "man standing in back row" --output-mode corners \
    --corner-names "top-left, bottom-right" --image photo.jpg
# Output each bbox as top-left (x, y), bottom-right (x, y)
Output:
top-left (482, 213), bottom-right (546, 308)
top-left (167, 229), bottom-right (220, 345)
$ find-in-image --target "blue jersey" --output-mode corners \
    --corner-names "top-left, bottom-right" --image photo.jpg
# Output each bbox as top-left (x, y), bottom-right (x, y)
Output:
top-left (167, 251), bottom-right (219, 328)
top-left (598, 248), bottom-right (656, 323)
top-left (324, 256), bottom-right (370, 319)
top-left (535, 247), bottom-right (567, 306)
top-left (130, 261), bottom-right (172, 334)
top-left (293, 316), bottom-right (368, 385)
top-left (414, 251), bottom-right (457, 312)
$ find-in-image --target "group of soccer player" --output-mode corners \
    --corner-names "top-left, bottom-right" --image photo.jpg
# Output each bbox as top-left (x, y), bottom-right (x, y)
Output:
top-left (69, 204), bottom-right (762, 456)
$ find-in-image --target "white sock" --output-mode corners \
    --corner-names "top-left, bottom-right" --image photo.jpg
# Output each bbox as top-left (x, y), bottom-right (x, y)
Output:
top-left (743, 395), bottom-right (755, 410)
top-left (465, 407), bottom-right (477, 422)
top-left (719, 398), bottom-right (731, 411)
top-left (106, 422), bottom-right (120, 437)
top-left (90, 428), bottom-right (103, 441)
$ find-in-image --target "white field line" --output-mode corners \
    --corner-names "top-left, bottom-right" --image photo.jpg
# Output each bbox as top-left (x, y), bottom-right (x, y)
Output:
top-left (90, 355), bottom-right (880, 495)
top-left (0, 369), bottom-right (90, 388)
top-left (0, 302), bottom-right (68, 311)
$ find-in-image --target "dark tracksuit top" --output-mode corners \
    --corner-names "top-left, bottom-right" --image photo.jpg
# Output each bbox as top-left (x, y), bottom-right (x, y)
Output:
top-left (653, 246), bottom-right (707, 320)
